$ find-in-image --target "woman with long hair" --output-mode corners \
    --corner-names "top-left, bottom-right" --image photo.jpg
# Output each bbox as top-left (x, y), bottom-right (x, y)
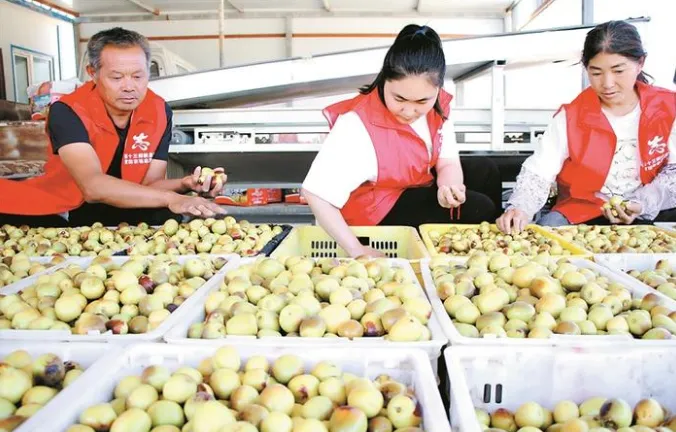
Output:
top-left (302, 24), bottom-right (502, 256)
top-left (498, 20), bottom-right (676, 233)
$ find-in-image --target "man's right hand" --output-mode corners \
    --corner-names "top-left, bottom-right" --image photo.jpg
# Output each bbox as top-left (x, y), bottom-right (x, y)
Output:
top-left (168, 195), bottom-right (226, 217)
top-left (496, 207), bottom-right (530, 234)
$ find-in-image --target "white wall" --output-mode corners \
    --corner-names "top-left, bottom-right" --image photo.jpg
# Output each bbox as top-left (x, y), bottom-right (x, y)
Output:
top-left (78, 16), bottom-right (504, 71)
top-left (594, 0), bottom-right (676, 90)
top-left (0, 1), bottom-right (76, 102)
top-left (505, 0), bottom-right (583, 109)
top-left (462, 0), bottom-right (585, 110)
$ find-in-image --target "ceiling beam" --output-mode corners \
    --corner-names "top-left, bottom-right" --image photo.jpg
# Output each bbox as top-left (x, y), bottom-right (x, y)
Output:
top-left (322, 0), bottom-right (331, 12)
top-left (29, 0), bottom-right (80, 17)
top-left (226, 0), bottom-right (244, 13)
top-left (77, 10), bottom-right (504, 22)
top-left (126, 0), bottom-right (160, 15)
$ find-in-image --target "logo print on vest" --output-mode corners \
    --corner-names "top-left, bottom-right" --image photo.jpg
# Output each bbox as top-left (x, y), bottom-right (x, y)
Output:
top-left (132, 133), bottom-right (150, 151)
top-left (647, 136), bottom-right (666, 155)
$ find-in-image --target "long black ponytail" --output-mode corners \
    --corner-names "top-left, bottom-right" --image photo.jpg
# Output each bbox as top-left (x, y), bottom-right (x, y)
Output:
top-left (361, 24), bottom-right (447, 118)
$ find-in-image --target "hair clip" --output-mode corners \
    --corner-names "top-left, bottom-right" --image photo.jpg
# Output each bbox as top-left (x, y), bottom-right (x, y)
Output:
top-left (415, 26), bottom-right (427, 36)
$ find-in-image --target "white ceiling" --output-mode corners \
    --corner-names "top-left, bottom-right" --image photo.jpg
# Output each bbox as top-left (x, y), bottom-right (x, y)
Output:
top-left (48, 0), bottom-right (515, 18)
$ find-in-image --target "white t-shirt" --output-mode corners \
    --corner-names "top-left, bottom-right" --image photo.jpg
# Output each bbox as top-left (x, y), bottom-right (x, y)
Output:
top-left (522, 104), bottom-right (676, 197)
top-left (302, 111), bottom-right (460, 208)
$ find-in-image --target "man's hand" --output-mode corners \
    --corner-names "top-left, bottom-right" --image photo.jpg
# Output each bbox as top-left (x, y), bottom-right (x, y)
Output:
top-left (182, 166), bottom-right (227, 197)
top-left (168, 195), bottom-right (226, 218)
top-left (497, 207), bottom-right (530, 234)
top-left (437, 184), bottom-right (466, 208)
top-left (602, 200), bottom-right (642, 224)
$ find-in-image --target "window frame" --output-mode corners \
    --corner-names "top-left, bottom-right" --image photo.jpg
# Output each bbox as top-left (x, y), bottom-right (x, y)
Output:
top-left (10, 45), bottom-right (55, 103)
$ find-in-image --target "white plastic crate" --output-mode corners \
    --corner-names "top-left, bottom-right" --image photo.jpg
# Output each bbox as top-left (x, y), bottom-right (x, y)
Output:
top-left (445, 345), bottom-right (676, 432)
top-left (594, 253), bottom-right (676, 301)
top-left (39, 343), bottom-right (451, 432)
top-left (421, 257), bottom-right (676, 347)
top-left (654, 222), bottom-right (675, 233)
top-left (0, 341), bottom-right (121, 432)
top-left (164, 258), bottom-right (447, 365)
top-left (0, 255), bottom-right (240, 343)
top-left (595, 253), bottom-right (676, 273)
top-left (0, 256), bottom-right (71, 289)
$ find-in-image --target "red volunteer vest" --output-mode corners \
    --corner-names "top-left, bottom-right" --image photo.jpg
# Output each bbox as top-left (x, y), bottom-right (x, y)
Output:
top-left (0, 82), bottom-right (167, 216)
top-left (553, 82), bottom-right (676, 223)
top-left (323, 89), bottom-right (453, 226)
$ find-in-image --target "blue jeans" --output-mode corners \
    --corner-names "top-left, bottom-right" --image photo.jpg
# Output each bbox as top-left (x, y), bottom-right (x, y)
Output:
top-left (536, 211), bottom-right (570, 227)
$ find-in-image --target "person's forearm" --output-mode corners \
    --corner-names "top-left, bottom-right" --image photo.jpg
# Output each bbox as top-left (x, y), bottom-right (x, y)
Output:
top-left (627, 164), bottom-right (676, 220)
top-left (436, 161), bottom-right (463, 187)
top-left (506, 168), bottom-right (552, 219)
top-left (303, 189), bottom-right (363, 256)
top-left (146, 178), bottom-right (187, 193)
top-left (84, 174), bottom-right (179, 208)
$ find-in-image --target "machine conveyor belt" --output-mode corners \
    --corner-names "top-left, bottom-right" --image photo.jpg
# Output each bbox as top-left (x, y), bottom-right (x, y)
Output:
top-left (149, 18), bottom-right (649, 109)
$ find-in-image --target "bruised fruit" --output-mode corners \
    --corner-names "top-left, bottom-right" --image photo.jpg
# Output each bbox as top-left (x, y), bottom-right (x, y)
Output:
top-left (491, 408), bottom-right (517, 432)
top-left (260, 384), bottom-right (295, 415)
top-left (633, 398), bottom-right (665, 427)
top-left (79, 403), bottom-right (118, 430)
top-left (387, 395), bottom-right (420, 429)
top-left (329, 406), bottom-right (368, 432)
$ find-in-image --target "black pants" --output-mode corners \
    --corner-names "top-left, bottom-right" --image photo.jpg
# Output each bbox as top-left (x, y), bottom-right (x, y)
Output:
top-left (0, 214), bottom-right (70, 228)
top-left (379, 156), bottom-right (501, 226)
top-left (0, 207), bottom-right (178, 228)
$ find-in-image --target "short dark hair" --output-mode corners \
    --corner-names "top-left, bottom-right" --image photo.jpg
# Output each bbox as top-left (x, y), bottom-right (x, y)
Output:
top-left (582, 20), bottom-right (651, 84)
top-left (87, 27), bottom-right (151, 73)
top-left (361, 24), bottom-right (447, 118)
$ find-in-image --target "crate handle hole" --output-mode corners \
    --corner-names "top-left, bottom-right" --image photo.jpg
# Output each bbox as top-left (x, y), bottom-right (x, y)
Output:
top-left (495, 384), bottom-right (503, 403)
top-left (482, 384), bottom-right (491, 403)
top-left (357, 236), bottom-right (371, 246)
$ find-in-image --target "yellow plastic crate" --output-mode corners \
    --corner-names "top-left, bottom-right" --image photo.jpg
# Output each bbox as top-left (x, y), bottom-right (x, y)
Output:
top-left (271, 226), bottom-right (429, 260)
top-left (553, 224), bottom-right (676, 254)
top-left (419, 223), bottom-right (591, 257)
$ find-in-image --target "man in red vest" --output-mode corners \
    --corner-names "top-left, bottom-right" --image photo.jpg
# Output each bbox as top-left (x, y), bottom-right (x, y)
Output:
top-left (0, 28), bottom-right (225, 227)
top-left (498, 20), bottom-right (675, 233)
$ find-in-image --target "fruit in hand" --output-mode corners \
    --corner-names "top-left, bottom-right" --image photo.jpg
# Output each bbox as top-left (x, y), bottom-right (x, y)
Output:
top-left (197, 167), bottom-right (226, 185)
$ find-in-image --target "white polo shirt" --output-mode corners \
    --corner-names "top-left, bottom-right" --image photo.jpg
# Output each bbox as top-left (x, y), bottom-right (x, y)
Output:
top-left (302, 111), bottom-right (460, 209)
